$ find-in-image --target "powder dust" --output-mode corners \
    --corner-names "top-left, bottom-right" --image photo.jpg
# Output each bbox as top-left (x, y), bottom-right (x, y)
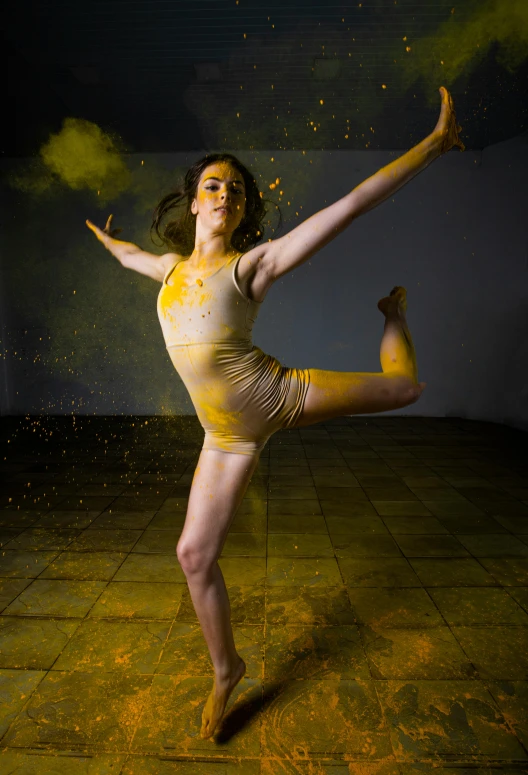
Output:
top-left (8, 117), bottom-right (131, 204)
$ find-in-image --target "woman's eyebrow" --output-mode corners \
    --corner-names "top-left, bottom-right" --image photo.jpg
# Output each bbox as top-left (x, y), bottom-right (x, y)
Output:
top-left (204, 176), bottom-right (245, 186)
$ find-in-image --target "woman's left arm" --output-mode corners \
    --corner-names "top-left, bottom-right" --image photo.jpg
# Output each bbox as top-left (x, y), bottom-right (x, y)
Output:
top-left (349, 86), bottom-right (464, 217)
top-left (350, 132), bottom-right (441, 218)
top-left (262, 86), bottom-right (464, 283)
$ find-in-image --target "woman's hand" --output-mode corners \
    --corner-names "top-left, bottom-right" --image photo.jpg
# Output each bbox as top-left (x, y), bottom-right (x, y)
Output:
top-left (85, 214), bottom-right (136, 265)
top-left (433, 86), bottom-right (465, 153)
top-left (85, 214), bottom-right (123, 245)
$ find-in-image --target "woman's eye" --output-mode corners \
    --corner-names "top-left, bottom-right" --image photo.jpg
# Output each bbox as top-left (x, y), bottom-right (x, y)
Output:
top-left (206, 186), bottom-right (242, 194)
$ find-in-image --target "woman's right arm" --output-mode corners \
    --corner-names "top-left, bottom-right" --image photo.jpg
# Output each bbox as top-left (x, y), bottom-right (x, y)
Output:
top-left (86, 215), bottom-right (176, 283)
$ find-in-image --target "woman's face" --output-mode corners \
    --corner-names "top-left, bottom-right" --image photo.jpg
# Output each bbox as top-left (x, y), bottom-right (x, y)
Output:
top-left (191, 163), bottom-right (246, 231)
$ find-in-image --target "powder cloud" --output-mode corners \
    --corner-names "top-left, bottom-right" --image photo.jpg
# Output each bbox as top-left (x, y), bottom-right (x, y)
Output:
top-left (399, 0), bottom-right (528, 104)
top-left (9, 117), bottom-right (132, 204)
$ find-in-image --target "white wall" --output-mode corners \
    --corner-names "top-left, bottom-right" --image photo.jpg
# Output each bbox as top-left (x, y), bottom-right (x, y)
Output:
top-left (1, 133), bottom-right (527, 430)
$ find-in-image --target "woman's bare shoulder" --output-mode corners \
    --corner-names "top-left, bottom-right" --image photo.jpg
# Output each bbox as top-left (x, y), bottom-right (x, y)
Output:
top-left (160, 252), bottom-right (187, 271)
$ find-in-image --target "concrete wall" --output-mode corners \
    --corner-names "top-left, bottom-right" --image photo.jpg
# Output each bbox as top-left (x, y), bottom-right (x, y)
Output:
top-left (1, 134), bottom-right (527, 430)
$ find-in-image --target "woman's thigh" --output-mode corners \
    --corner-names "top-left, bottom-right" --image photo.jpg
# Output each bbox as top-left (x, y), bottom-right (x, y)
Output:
top-left (176, 447), bottom-right (261, 571)
top-left (290, 367), bottom-right (417, 428)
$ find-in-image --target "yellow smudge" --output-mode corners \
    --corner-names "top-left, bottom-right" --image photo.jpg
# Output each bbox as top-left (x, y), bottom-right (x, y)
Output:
top-left (400, 0), bottom-right (528, 103)
top-left (40, 117), bottom-right (131, 201)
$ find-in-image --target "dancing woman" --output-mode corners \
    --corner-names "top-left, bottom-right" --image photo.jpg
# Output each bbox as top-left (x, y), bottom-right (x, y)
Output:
top-left (87, 86), bottom-right (463, 739)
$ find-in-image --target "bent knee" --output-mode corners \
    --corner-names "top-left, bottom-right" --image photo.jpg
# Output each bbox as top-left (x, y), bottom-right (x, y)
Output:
top-left (394, 377), bottom-right (423, 407)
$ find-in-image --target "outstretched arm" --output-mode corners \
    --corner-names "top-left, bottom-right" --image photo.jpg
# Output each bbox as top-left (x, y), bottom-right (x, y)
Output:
top-left (263, 86), bottom-right (464, 283)
top-left (349, 87), bottom-right (464, 217)
top-left (86, 215), bottom-right (175, 282)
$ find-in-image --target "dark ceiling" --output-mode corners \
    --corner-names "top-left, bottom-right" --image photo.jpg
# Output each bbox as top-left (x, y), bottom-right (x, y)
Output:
top-left (3, 0), bottom-right (528, 157)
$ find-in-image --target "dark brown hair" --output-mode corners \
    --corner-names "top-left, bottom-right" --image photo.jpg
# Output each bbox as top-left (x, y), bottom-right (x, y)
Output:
top-left (150, 153), bottom-right (283, 255)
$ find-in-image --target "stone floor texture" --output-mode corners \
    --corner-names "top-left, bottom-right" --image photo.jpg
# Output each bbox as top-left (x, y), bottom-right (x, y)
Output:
top-left (0, 413), bottom-right (527, 774)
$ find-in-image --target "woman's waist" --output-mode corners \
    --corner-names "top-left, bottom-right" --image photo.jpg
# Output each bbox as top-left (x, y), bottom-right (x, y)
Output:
top-left (167, 340), bottom-right (258, 370)
top-left (167, 341), bottom-right (285, 401)
top-left (167, 340), bottom-right (281, 378)
top-left (167, 338), bottom-right (253, 351)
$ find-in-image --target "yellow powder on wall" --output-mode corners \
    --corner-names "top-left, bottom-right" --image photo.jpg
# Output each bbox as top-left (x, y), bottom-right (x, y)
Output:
top-left (39, 117), bottom-right (131, 201)
top-left (8, 117), bottom-right (131, 204)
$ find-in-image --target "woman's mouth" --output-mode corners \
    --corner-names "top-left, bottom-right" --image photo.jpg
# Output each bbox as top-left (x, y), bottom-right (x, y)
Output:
top-left (215, 207), bottom-right (230, 215)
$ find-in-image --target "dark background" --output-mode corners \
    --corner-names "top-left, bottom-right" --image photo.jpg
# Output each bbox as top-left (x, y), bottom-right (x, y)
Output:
top-left (1, 0), bottom-right (527, 429)
top-left (2, 0), bottom-right (527, 156)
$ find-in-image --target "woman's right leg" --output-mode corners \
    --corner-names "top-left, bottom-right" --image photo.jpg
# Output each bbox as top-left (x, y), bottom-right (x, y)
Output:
top-left (176, 446), bottom-right (261, 739)
top-left (291, 286), bottom-right (426, 428)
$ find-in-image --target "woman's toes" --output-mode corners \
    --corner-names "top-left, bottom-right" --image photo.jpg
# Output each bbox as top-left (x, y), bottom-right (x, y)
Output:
top-left (378, 287), bottom-right (407, 316)
top-left (389, 286), bottom-right (408, 312)
top-left (377, 297), bottom-right (391, 315)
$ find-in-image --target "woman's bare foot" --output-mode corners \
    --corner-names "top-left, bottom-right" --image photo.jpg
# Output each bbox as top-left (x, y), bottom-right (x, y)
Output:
top-left (377, 287), bottom-right (427, 396)
top-left (377, 286), bottom-right (407, 317)
top-left (434, 86), bottom-right (465, 153)
top-left (200, 657), bottom-right (246, 739)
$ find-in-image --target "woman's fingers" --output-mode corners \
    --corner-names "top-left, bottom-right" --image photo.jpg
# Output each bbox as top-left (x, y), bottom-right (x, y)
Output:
top-left (86, 219), bottom-right (107, 242)
top-left (103, 214), bottom-right (123, 238)
top-left (86, 217), bottom-right (124, 242)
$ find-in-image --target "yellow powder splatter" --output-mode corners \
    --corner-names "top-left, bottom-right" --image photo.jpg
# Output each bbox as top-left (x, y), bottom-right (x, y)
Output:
top-left (40, 117), bottom-right (131, 201)
top-left (400, 0), bottom-right (528, 104)
top-left (8, 117), bottom-right (131, 203)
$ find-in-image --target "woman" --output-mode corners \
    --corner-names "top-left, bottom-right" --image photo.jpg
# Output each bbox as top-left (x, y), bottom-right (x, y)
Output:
top-left (87, 86), bottom-right (463, 740)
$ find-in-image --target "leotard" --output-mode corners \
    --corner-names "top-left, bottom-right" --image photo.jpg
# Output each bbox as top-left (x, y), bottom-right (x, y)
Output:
top-left (157, 252), bottom-right (310, 455)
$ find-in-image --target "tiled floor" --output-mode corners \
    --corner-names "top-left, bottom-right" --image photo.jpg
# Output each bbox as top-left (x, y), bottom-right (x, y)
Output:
top-left (1, 414), bottom-right (528, 774)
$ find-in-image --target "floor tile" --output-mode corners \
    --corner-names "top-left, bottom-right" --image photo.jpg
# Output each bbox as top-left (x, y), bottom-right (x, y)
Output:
top-left (409, 558), bottom-right (499, 587)
top-left (267, 532), bottom-right (334, 557)
top-left (2, 416), bottom-right (527, 769)
top-left (259, 679), bottom-right (393, 759)
top-left (427, 587), bottom-right (528, 626)
top-left (0, 616), bottom-right (81, 669)
top-left (3, 670), bottom-right (152, 749)
top-left (347, 587), bottom-right (445, 627)
top-left (52, 618), bottom-right (171, 673)
top-left (362, 627), bottom-right (477, 680)
top-left (450, 627), bottom-right (528, 679)
top-left (338, 557), bottom-right (423, 587)
top-left (0, 668), bottom-right (46, 738)
top-left (3, 579), bottom-right (107, 617)
top-left (88, 581), bottom-right (184, 619)
top-left (376, 680), bottom-right (527, 761)
top-left (0, 752), bottom-right (126, 774)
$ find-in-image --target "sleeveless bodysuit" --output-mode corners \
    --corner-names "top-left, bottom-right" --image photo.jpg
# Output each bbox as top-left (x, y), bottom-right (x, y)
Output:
top-left (157, 252), bottom-right (310, 455)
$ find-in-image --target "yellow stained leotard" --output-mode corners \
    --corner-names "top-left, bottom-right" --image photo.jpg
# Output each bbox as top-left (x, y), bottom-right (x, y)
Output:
top-left (157, 252), bottom-right (310, 455)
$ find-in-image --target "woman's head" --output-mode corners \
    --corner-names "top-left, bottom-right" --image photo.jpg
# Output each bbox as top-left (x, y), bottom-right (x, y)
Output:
top-left (151, 153), bottom-right (282, 255)
top-left (190, 159), bottom-right (247, 238)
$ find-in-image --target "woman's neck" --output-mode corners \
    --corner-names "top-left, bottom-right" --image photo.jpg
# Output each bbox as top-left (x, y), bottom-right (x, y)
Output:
top-left (188, 248), bottom-right (239, 265)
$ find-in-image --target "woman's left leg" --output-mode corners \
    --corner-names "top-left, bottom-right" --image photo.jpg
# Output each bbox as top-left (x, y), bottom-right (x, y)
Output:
top-left (290, 286), bottom-right (426, 428)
